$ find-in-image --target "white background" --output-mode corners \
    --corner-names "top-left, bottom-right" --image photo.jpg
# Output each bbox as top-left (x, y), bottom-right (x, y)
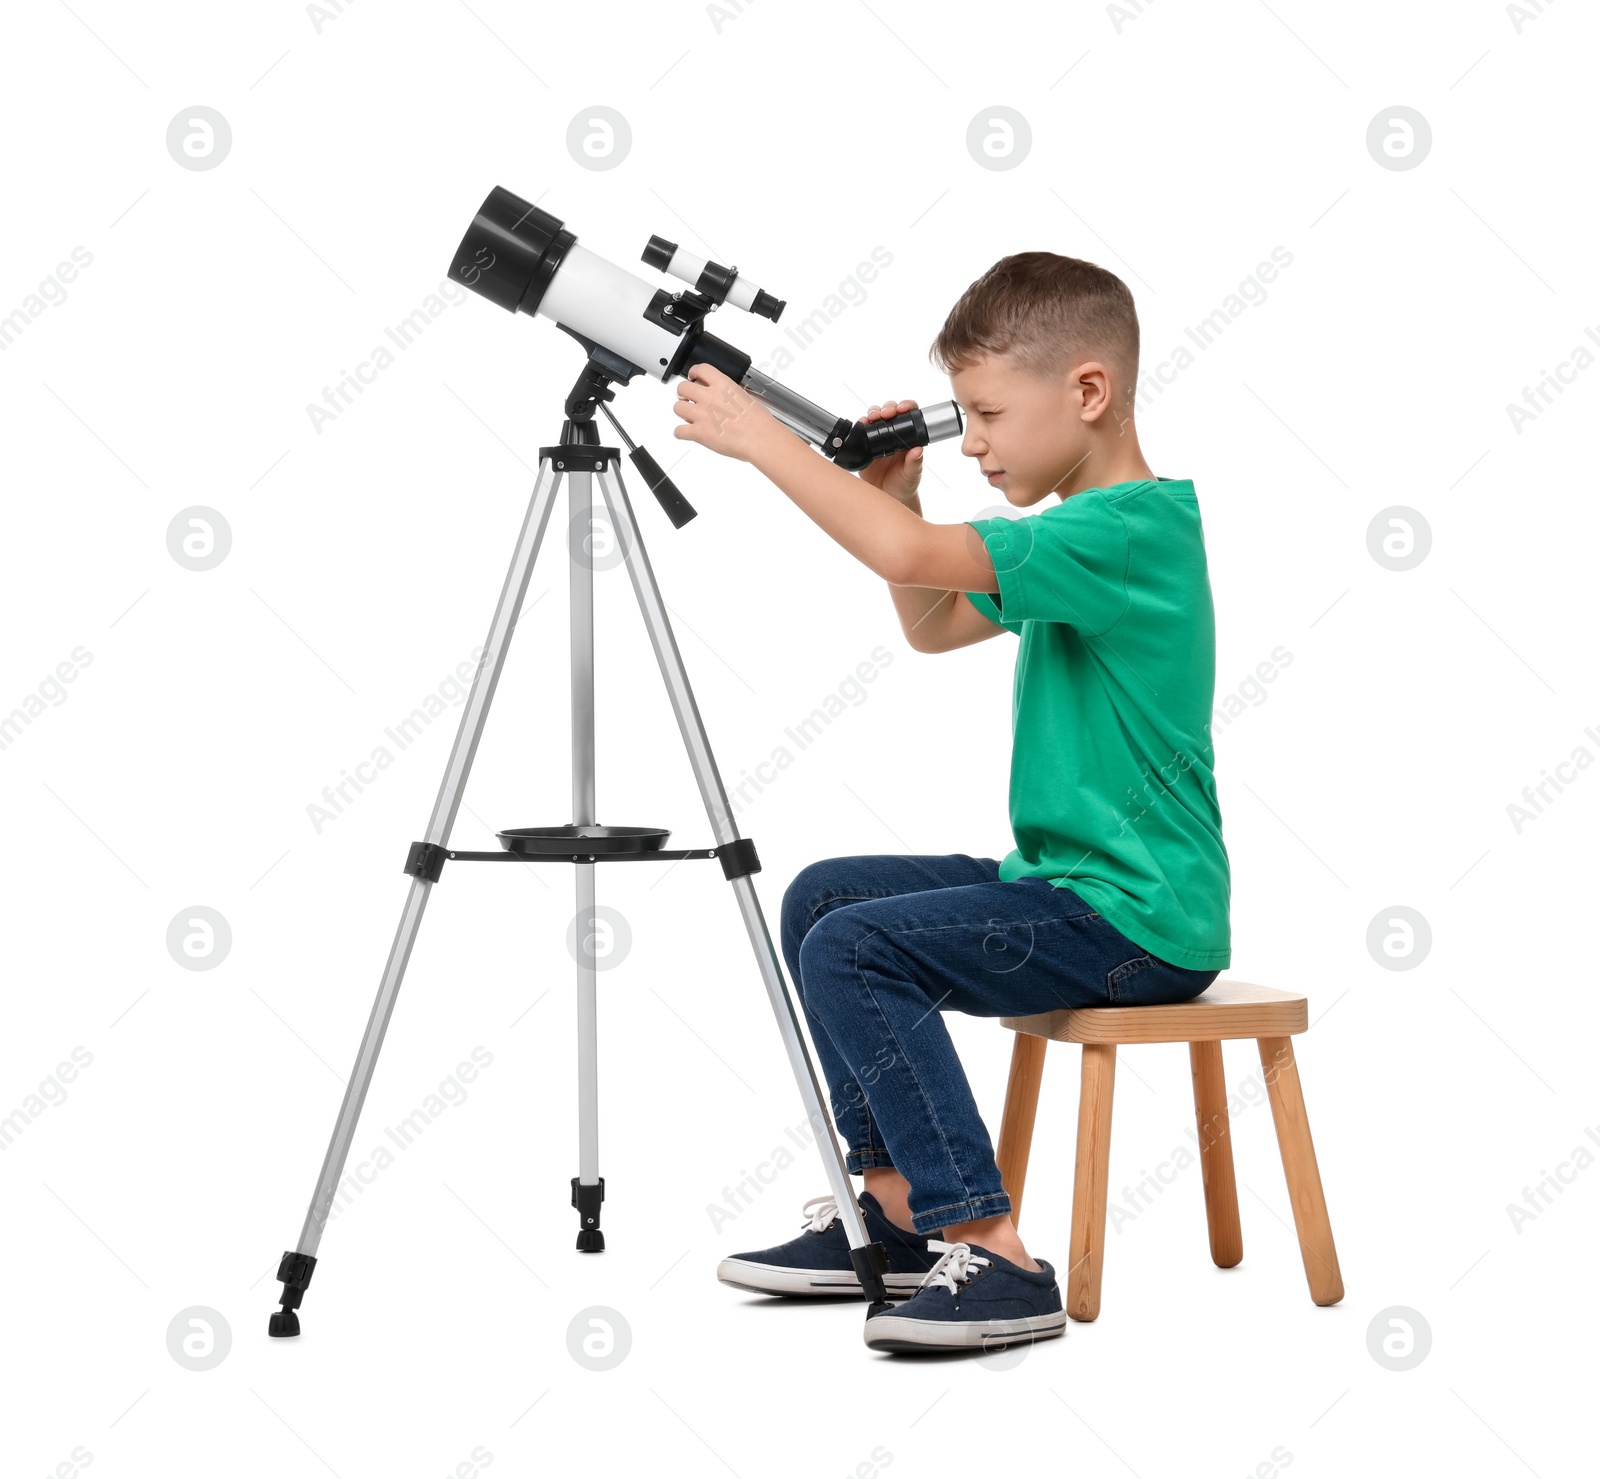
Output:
top-left (2, 1), bottom-right (1595, 1474)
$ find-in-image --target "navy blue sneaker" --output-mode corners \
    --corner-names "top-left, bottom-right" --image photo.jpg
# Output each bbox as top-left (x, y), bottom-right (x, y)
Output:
top-left (863, 1239), bottom-right (1067, 1352)
top-left (717, 1192), bottom-right (942, 1297)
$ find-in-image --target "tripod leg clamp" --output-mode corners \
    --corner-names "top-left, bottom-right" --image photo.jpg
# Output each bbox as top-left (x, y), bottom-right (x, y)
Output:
top-left (715, 838), bottom-right (761, 880)
top-left (404, 841), bottom-right (448, 882)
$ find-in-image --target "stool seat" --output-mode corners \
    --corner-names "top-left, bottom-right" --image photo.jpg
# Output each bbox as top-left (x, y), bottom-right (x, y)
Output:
top-left (1001, 980), bottom-right (1307, 1045)
top-left (994, 977), bottom-right (1341, 1323)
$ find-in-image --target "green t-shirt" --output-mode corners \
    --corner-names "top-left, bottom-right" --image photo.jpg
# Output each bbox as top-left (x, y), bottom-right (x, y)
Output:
top-left (963, 477), bottom-right (1230, 970)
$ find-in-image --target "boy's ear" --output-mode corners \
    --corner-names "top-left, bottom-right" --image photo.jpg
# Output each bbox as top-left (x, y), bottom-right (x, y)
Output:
top-left (1071, 360), bottom-right (1113, 423)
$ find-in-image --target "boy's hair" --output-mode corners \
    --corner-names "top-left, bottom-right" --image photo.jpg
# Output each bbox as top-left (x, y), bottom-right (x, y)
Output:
top-left (928, 251), bottom-right (1140, 395)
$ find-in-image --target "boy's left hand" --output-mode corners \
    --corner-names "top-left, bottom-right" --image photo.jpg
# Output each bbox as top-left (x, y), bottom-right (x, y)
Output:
top-left (672, 363), bottom-right (785, 464)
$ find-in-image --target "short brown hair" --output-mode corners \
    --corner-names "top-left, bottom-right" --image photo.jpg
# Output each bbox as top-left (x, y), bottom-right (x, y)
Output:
top-left (928, 251), bottom-right (1139, 390)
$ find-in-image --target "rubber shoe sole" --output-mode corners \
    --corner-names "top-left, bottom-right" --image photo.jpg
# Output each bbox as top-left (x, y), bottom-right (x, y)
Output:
top-left (716, 1261), bottom-right (931, 1297)
top-left (863, 1308), bottom-right (1068, 1351)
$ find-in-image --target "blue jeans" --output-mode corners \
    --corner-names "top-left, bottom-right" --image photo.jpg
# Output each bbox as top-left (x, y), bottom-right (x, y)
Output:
top-left (780, 854), bottom-right (1219, 1237)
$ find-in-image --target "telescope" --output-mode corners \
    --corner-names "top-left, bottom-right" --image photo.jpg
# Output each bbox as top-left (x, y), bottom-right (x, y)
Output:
top-left (265, 184), bottom-right (929, 1338)
top-left (448, 187), bottom-right (964, 490)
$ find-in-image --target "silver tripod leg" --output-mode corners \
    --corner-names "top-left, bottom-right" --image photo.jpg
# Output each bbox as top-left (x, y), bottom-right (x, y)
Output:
top-left (569, 468), bottom-right (603, 1245)
top-left (269, 458), bottom-right (564, 1335)
top-left (592, 456), bottom-right (886, 1296)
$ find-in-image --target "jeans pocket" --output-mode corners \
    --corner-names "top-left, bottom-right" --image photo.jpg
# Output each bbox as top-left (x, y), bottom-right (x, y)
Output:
top-left (1106, 953), bottom-right (1156, 1002)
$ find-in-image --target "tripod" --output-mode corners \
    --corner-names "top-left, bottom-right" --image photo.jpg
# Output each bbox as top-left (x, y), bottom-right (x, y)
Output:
top-left (268, 353), bottom-right (893, 1336)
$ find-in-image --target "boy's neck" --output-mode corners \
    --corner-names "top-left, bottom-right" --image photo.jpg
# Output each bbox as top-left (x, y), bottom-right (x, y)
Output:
top-left (1051, 430), bottom-right (1155, 500)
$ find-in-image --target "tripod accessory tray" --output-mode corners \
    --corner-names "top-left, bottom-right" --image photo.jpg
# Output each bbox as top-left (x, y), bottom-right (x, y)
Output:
top-left (501, 824), bottom-right (669, 855)
top-left (402, 829), bottom-right (761, 881)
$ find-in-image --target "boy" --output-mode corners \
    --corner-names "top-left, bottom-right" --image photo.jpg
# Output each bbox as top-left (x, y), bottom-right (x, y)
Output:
top-left (671, 252), bottom-right (1230, 1353)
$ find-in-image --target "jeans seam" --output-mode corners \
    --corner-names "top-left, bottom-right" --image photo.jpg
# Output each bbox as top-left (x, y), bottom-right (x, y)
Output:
top-left (1107, 952), bottom-right (1156, 1002)
top-left (806, 889), bottom-right (895, 925)
top-left (913, 1192), bottom-right (1012, 1234)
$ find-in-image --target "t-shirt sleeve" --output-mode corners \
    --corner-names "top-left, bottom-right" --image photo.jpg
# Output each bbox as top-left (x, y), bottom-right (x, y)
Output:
top-left (964, 588), bottom-right (1021, 635)
top-left (963, 498), bottom-right (1131, 635)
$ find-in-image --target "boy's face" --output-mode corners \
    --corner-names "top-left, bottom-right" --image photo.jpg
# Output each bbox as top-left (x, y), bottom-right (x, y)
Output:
top-left (948, 350), bottom-right (1105, 507)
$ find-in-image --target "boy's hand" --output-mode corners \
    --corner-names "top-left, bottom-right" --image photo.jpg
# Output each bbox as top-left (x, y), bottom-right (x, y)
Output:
top-left (672, 363), bottom-right (785, 465)
top-left (856, 398), bottom-right (924, 508)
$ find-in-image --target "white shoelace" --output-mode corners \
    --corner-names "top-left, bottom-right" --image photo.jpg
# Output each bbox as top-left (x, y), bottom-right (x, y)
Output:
top-left (801, 1194), bottom-right (840, 1232)
top-left (918, 1239), bottom-right (991, 1294)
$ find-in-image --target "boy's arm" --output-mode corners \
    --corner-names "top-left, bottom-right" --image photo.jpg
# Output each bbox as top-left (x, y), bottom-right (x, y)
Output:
top-left (890, 582), bottom-right (1010, 652)
top-left (749, 431), bottom-right (999, 591)
top-left (668, 364), bottom-right (999, 591)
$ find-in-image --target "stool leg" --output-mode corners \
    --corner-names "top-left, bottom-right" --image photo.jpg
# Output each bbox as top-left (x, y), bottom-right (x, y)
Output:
top-left (1257, 1036), bottom-right (1343, 1306)
top-left (1067, 1042), bottom-right (1116, 1322)
top-left (996, 1033), bottom-right (1048, 1229)
top-left (1189, 1040), bottom-right (1243, 1268)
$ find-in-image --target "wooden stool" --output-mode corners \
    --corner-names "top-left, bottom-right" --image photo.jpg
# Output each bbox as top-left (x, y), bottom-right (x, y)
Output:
top-left (995, 980), bottom-right (1342, 1322)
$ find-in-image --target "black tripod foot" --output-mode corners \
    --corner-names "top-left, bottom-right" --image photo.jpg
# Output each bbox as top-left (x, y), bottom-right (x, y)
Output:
top-left (269, 1250), bottom-right (316, 1338)
top-left (572, 1175), bottom-right (605, 1252)
top-left (851, 1241), bottom-right (891, 1307)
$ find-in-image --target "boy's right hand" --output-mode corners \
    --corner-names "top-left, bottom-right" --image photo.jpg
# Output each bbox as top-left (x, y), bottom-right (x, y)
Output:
top-left (856, 398), bottom-right (924, 507)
